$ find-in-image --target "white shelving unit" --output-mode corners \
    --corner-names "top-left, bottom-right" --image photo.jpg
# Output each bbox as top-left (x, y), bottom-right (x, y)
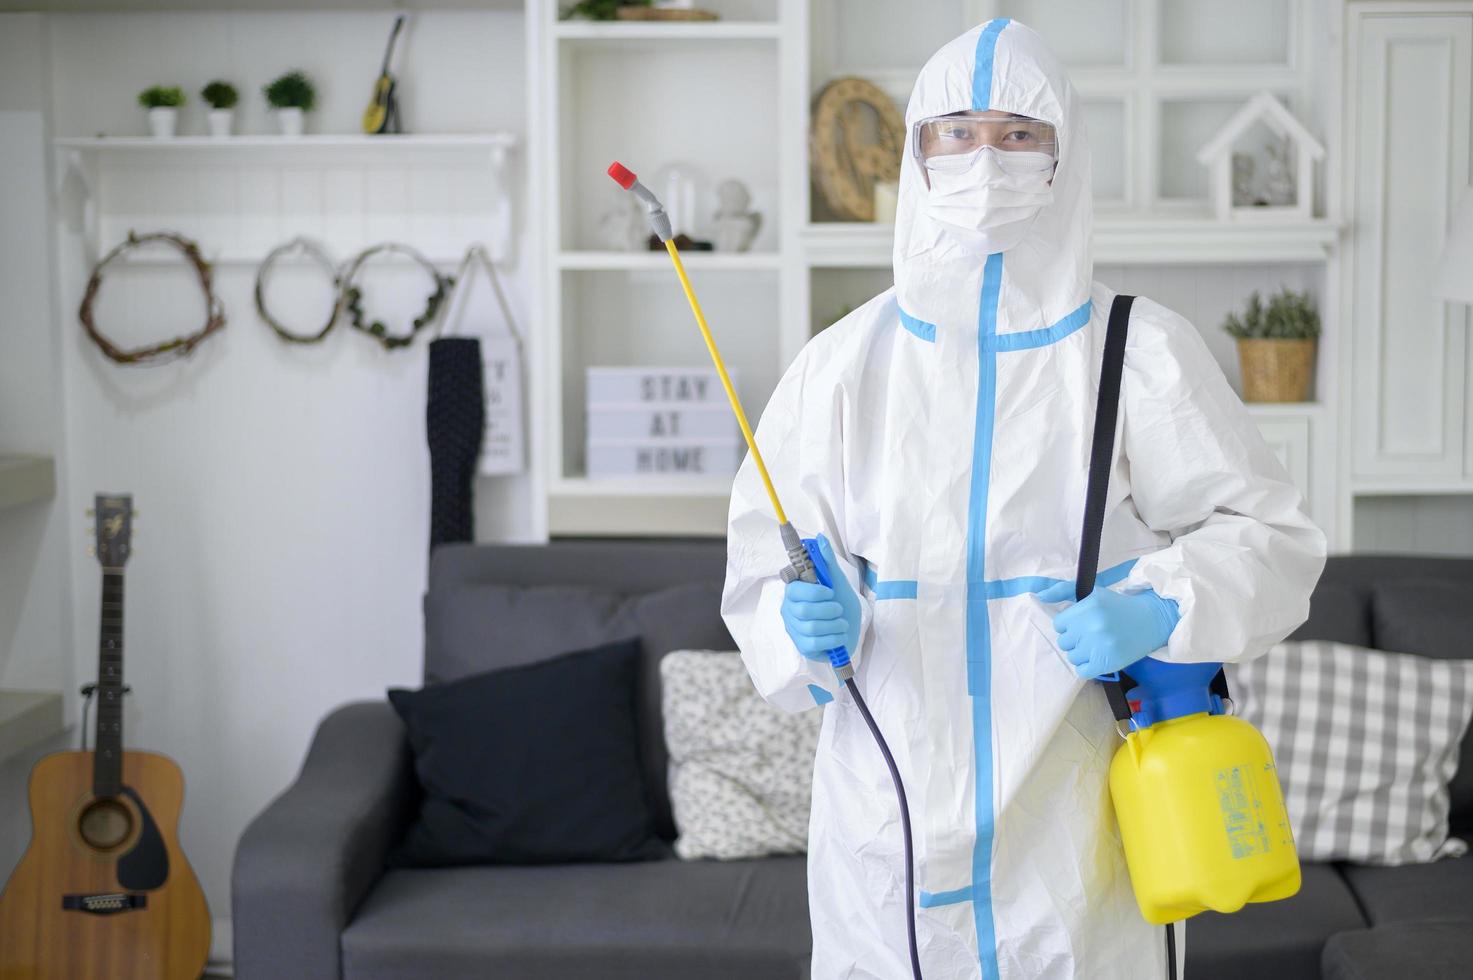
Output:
top-left (529, 0), bottom-right (1344, 538)
top-left (801, 217), bottom-right (1341, 267)
top-left (0, 689), bottom-right (65, 764)
top-left (529, 0), bottom-right (792, 537)
top-left (52, 131), bottom-right (520, 265)
top-left (0, 455), bottom-right (56, 512)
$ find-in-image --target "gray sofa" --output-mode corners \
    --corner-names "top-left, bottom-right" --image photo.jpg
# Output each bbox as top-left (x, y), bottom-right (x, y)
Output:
top-left (233, 546), bottom-right (1473, 979)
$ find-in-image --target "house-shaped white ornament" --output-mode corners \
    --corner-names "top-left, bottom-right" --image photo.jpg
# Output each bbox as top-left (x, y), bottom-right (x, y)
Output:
top-left (1196, 91), bottom-right (1324, 222)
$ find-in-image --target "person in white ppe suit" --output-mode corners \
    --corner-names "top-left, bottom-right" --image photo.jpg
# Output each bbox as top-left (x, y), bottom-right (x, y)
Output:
top-left (721, 17), bottom-right (1327, 980)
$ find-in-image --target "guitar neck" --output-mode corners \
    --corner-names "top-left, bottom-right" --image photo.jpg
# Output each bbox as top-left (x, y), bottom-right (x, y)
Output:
top-left (94, 570), bottom-right (124, 798)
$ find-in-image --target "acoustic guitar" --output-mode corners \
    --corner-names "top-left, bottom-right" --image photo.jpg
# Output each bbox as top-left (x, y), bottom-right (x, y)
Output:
top-left (362, 14), bottom-right (406, 135)
top-left (0, 494), bottom-right (210, 980)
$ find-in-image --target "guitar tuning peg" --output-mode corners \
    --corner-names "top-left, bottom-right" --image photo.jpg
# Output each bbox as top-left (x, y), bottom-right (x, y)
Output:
top-left (85, 507), bottom-right (95, 517)
top-left (86, 545), bottom-right (95, 557)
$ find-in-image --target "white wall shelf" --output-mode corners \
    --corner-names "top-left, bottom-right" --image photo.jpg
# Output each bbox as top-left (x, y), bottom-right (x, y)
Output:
top-left (54, 134), bottom-right (517, 151)
top-left (0, 689), bottom-right (65, 764)
top-left (551, 475), bottom-right (736, 497)
top-left (800, 217), bottom-right (1340, 268)
top-left (0, 455), bottom-right (56, 512)
top-left (558, 250), bottom-right (782, 271)
top-left (52, 130), bottom-right (519, 266)
top-left (554, 22), bottom-right (780, 43)
top-left (548, 487), bottom-right (731, 536)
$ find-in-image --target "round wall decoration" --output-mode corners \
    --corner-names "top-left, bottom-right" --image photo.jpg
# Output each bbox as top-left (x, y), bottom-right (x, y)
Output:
top-left (254, 236), bottom-right (343, 344)
top-left (340, 242), bottom-right (453, 351)
top-left (78, 230), bottom-right (226, 365)
top-left (810, 76), bottom-right (907, 221)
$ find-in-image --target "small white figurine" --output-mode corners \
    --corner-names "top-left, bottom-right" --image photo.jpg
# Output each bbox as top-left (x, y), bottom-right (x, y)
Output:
top-left (1264, 139), bottom-right (1295, 207)
top-left (712, 179), bottom-right (761, 253)
top-left (597, 189), bottom-right (647, 251)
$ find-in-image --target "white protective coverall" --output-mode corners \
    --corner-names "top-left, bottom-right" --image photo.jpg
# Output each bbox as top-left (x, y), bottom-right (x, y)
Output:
top-left (721, 18), bottom-right (1328, 980)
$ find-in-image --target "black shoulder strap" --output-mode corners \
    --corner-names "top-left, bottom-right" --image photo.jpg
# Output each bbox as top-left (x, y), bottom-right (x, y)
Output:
top-left (1078, 296), bottom-right (1136, 724)
top-left (1077, 294), bottom-right (1230, 724)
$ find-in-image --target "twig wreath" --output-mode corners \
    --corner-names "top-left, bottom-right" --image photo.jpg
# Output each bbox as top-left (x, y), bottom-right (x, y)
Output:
top-left (340, 242), bottom-right (453, 351)
top-left (79, 230), bottom-right (226, 365)
top-left (253, 236), bottom-right (343, 344)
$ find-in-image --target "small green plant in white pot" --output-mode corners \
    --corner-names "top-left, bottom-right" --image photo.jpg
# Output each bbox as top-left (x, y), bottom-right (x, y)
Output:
top-left (263, 70), bottom-right (316, 137)
top-left (138, 85), bottom-right (185, 138)
top-left (201, 81), bottom-right (238, 138)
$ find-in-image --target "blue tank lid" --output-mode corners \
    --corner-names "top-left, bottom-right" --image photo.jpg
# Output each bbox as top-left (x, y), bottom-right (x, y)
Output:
top-left (1123, 658), bottom-right (1225, 728)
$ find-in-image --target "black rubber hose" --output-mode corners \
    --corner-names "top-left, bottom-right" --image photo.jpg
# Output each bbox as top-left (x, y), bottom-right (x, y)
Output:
top-left (844, 676), bottom-right (923, 980)
top-left (1167, 922), bottom-right (1177, 980)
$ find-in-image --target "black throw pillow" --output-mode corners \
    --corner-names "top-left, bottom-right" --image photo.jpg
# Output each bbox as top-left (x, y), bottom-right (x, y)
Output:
top-left (387, 637), bottom-right (668, 867)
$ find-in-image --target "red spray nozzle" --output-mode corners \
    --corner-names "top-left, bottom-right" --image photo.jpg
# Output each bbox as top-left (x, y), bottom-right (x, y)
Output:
top-left (607, 161), bottom-right (637, 190)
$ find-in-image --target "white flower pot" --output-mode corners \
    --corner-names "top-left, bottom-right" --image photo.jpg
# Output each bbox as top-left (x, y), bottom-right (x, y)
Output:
top-left (274, 107), bottom-right (304, 137)
top-left (147, 107), bottom-right (177, 139)
top-left (207, 109), bottom-right (233, 138)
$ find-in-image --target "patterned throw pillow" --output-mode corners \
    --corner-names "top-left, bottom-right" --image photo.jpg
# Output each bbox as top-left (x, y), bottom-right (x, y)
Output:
top-left (1228, 641), bottom-right (1473, 865)
top-left (660, 650), bottom-right (821, 860)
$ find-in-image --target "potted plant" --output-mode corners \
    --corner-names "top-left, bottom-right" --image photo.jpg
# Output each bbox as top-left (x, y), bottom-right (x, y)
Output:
top-left (201, 80), bottom-right (238, 138)
top-left (263, 70), bottom-right (316, 137)
top-left (1222, 288), bottom-right (1321, 403)
top-left (138, 85), bottom-right (185, 139)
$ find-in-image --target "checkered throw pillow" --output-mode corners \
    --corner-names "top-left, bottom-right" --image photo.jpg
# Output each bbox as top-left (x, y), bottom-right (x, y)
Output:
top-left (1228, 641), bottom-right (1473, 865)
top-left (660, 650), bottom-right (820, 860)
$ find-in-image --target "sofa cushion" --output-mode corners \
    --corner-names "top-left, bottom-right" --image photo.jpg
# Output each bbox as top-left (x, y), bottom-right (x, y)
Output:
top-left (340, 857), bottom-right (810, 980)
top-left (1339, 852), bottom-right (1473, 926)
top-left (1372, 581), bottom-right (1473, 835)
top-left (1184, 863), bottom-right (1367, 980)
top-left (661, 651), bottom-right (820, 860)
top-left (388, 639), bottom-right (666, 867)
top-left (1321, 922), bottom-right (1473, 980)
top-left (1229, 641), bottom-right (1473, 864)
top-left (1290, 582), bottom-right (1373, 646)
top-left (423, 580), bottom-right (734, 841)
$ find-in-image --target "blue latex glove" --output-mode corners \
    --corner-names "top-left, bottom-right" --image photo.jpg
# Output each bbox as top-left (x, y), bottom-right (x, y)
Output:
top-left (781, 534), bottom-right (862, 662)
top-left (1039, 584), bottom-right (1181, 680)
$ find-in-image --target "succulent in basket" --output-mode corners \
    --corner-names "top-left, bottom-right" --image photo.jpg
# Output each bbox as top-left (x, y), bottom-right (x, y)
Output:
top-left (263, 70), bottom-right (316, 136)
top-left (138, 85), bottom-right (185, 139)
top-left (1222, 288), bottom-right (1321, 403)
top-left (201, 80), bottom-right (239, 138)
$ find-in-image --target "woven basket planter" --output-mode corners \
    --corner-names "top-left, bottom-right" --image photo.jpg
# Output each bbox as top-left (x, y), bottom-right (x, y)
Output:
top-left (1237, 338), bottom-right (1315, 403)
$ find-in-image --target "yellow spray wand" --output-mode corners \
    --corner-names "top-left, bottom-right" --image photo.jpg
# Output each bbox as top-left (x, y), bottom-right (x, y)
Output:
top-left (607, 159), bottom-right (922, 980)
top-left (605, 162), bottom-right (787, 525)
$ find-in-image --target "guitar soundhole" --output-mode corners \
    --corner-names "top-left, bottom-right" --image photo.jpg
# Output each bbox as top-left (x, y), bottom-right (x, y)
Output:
top-left (78, 797), bottom-right (133, 851)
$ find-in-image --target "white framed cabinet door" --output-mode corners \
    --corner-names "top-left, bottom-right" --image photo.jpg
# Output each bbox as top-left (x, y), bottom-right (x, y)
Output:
top-left (1348, 8), bottom-right (1472, 484)
top-left (1254, 414), bottom-right (1313, 518)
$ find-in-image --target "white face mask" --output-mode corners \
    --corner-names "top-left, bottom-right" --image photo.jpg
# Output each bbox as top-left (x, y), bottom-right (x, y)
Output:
top-left (924, 148), bottom-right (1055, 253)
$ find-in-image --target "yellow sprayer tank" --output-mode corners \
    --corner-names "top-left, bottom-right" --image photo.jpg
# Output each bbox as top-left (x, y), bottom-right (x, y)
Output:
top-left (1108, 660), bottom-right (1300, 925)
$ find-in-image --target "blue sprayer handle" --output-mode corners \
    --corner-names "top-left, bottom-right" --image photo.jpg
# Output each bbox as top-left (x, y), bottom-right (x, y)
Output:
top-left (801, 537), bottom-right (853, 674)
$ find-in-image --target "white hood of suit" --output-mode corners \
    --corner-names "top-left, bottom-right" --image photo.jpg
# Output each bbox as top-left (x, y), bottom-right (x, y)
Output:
top-left (894, 19), bottom-right (1092, 339)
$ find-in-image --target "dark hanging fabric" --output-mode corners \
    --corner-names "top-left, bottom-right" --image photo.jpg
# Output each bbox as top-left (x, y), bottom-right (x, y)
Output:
top-left (426, 336), bottom-right (484, 552)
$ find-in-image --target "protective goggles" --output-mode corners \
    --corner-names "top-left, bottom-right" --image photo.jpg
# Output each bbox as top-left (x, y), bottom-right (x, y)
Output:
top-left (913, 112), bottom-right (1058, 175)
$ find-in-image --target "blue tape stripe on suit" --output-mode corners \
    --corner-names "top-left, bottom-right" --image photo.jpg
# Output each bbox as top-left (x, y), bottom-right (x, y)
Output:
top-left (899, 307), bottom-right (937, 342)
top-left (919, 886), bottom-right (974, 908)
top-left (987, 299), bottom-right (1092, 352)
top-left (901, 298), bottom-right (1089, 350)
top-left (967, 251), bottom-right (1004, 979)
top-left (807, 684), bottom-right (834, 706)
top-left (971, 18), bottom-right (1010, 110)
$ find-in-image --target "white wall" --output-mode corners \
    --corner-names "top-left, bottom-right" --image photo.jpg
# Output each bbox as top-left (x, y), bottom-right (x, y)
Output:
top-left (0, 11), bottom-right (77, 892)
top-left (0, 8), bottom-right (528, 960)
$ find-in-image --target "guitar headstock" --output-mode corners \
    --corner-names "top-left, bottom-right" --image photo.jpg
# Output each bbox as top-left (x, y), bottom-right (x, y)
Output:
top-left (91, 493), bottom-right (133, 569)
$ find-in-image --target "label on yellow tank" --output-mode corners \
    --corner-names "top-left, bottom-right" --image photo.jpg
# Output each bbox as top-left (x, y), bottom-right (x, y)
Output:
top-left (1215, 765), bottom-right (1272, 859)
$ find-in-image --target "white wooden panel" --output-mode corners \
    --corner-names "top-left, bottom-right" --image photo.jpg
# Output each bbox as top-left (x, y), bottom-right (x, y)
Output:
top-left (1159, 0), bottom-right (1292, 67)
top-left (1350, 14), bottom-right (1472, 481)
top-left (1252, 415), bottom-right (1312, 513)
